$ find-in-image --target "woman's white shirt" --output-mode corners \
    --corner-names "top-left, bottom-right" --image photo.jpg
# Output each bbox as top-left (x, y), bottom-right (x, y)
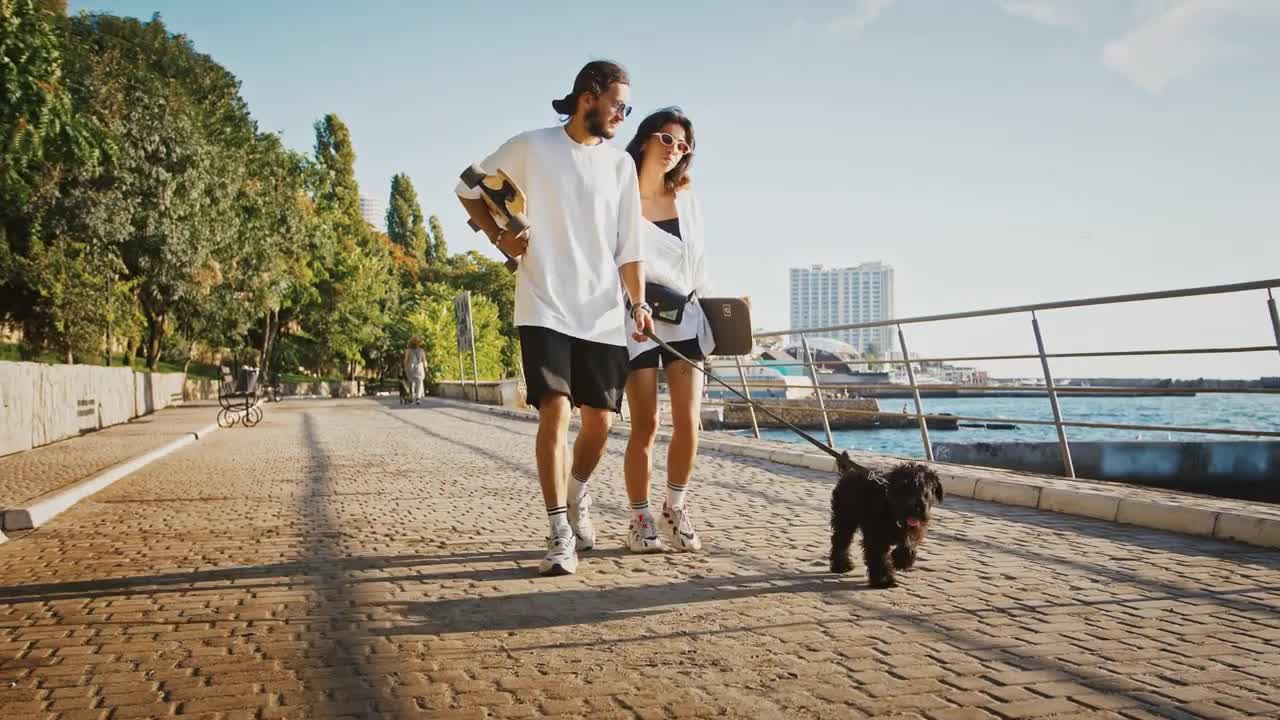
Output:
top-left (625, 188), bottom-right (714, 361)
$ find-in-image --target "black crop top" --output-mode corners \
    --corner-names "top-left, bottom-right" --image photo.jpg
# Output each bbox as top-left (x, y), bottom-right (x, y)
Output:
top-left (652, 217), bottom-right (681, 240)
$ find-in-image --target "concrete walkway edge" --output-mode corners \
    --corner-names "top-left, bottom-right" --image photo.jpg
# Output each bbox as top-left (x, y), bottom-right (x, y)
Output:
top-left (1, 420), bottom-right (223, 534)
top-left (430, 398), bottom-right (1280, 550)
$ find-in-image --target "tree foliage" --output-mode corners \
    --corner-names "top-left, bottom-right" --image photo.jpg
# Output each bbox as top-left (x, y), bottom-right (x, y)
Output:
top-left (1, 9), bottom-right (519, 385)
top-left (386, 173), bottom-right (427, 262)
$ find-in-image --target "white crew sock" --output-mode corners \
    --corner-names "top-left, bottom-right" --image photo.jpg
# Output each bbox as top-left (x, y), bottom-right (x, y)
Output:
top-left (548, 505), bottom-right (571, 537)
top-left (570, 473), bottom-right (590, 504)
top-left (667, 482), bottom-right (689, 510)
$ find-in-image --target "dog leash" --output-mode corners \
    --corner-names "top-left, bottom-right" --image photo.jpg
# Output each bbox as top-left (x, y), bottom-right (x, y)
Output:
top-left (642, 329), bottom-right (866, 471)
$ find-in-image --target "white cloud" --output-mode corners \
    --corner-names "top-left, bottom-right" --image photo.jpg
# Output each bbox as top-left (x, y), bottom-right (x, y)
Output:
top-left (994, 0), bottom-right (1088, 29)
top-left (993, 0), bottom-right (1280, 93)
top-left (828, 0), bottom-right (900, 34)
top-left (1102, 0), bottom-right (1280, 94)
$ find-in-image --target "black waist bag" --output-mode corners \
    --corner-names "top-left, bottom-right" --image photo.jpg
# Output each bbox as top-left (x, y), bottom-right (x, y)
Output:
top-left (629, 282), bottom-right (695, 325)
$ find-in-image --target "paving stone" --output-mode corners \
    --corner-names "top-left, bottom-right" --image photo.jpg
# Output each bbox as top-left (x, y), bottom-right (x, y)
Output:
top-left (0, 398), bottom-right (1276, 720)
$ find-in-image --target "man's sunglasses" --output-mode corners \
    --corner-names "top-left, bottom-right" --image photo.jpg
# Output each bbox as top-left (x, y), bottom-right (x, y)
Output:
top-left (653, 132), bottom-right (691, 155)
top-left (596, 96), bottom-right (632, 118)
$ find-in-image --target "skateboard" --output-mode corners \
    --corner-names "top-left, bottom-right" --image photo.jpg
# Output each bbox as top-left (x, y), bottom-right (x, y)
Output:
top-left (459, 164), bottom-right (528, 272)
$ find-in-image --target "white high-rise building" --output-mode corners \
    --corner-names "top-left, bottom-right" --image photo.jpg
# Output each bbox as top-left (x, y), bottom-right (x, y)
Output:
top-left (359, 195), bottom-right (386, 232)
top-left (788, 262), bottom-right (895, 355)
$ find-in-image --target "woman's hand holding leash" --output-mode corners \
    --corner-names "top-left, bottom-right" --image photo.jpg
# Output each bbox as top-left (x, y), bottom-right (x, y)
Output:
top-left (639, 325), bottom-right (862, 470)
top-left (630, 302), bottom-right (654, 342)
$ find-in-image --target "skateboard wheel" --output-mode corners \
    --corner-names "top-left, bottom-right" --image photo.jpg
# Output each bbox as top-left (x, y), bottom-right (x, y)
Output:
top-left (460, 164), bottom-right (486, 188)
top-left (505, 257), bottom-right (519, 272)
top-left (467, 218), bottom-right (480, 232)
top-left (506, 214), bottom-right (529, 236)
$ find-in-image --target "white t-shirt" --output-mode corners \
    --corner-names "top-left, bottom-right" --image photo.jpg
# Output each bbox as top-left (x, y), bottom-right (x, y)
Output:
top-left (455, 126), bottom-right (643, 347)
top-left (624, 188), bottom-right (716, 361)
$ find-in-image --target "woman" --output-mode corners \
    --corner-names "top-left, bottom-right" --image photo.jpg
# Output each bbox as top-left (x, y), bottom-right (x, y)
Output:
top-left (403, 336), bottom-right (428, 404)
top-left (622, 107), bottom-right (713, 553)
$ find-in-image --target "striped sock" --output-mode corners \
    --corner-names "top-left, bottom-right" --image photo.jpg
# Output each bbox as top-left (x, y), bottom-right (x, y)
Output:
top-left (667, 483), bottom-right (688, 510)
top-left (547, 505), bottom-right (570, 537)
top-left (570, 473), bottom-right (589, 504)
top-left (629, 499), bottom-right (649, 521)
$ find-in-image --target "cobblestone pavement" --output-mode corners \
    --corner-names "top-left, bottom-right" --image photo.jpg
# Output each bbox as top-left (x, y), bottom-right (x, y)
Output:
top-left (0, 404), bottom-right (221, 508)
top-left (1, 398), bottom-right (1278, 720)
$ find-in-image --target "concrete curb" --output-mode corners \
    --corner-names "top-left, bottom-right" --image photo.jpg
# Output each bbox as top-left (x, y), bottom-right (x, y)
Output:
top-left (429, 398), bottom-right (1280, 550)
top-left (2, 420), bottom-right (222, 534)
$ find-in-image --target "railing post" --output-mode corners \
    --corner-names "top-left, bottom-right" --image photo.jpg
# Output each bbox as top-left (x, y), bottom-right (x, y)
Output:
top-left (733, 355), bottom-right (761, 439)
top-left (896, 324), bottom-right (934, 462)
top-left (1032, 311), bottom-right (1076, 478)
top-left (800, 334), bottom-right (835, 449)
top-left (1268, 289), bottom-right (1280, 361)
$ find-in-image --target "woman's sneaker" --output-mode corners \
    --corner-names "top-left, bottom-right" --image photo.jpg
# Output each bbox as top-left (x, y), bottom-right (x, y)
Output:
top-left (539, 531), bottom-right (578, 576)
top-left (659, 503), bottom-right (703, 552)
top-left (568, 493), bottom-right (596, 551)
top-left (627, 511), bottom-right (666, 553)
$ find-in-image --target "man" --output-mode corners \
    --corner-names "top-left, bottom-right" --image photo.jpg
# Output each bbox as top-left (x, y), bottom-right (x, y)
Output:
top-left (456, 60), bottom-right (653, 576)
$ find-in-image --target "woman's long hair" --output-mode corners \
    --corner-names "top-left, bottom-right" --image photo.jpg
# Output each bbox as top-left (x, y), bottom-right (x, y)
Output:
top-left (625, 107), bottom-right (695, 193)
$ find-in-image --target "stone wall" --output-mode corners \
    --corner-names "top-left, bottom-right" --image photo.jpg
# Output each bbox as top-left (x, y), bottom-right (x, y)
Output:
top-left (183, 378), bottom-right (361, 401)
top-left (434, 379), bottom-right (525, 408)
top-left (722, 397), bottom-right (880, 430)
top-left (0, 361), bottom-right (187, 457)
top-left (934, 441), bottom-right (1280, 502)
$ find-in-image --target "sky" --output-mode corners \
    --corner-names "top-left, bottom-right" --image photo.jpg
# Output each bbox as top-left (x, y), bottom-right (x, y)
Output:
top-left (70, 0), bottom-right (1280, 379)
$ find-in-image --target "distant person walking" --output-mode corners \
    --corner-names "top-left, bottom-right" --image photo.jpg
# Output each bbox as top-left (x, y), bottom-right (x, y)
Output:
top-left (403, 337), bottom-right (428, 404)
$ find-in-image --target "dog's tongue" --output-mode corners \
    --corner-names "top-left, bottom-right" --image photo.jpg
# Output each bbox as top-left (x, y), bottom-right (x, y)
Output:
top-left (905, 518), bottom-right (922, 528)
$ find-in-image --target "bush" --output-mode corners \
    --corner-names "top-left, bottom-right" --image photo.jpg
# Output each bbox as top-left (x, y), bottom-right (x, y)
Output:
top-left (401, 287), bottom-right (508, 389)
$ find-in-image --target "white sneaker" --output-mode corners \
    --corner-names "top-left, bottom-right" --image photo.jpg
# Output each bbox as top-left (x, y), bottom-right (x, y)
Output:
top-left (568, 492), bottom-right (596, 551)
top-left (660, 502), bottom-right (703, 552)
top-left (539, 532), bottom-right (578, 576)
top-left (627, 511), bottom-right (666, 553)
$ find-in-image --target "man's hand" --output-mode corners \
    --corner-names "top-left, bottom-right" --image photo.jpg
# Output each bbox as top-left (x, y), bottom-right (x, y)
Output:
top-left (494, 229), bottom-right (528, 259)
top-left (631, 305), bottom-right (654, 342)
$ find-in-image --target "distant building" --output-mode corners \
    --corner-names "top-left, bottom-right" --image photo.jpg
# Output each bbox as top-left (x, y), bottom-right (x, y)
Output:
top-left (789, 262), bottom-right (895, 355)
top-left (359, 195), bottom-right (386, 232)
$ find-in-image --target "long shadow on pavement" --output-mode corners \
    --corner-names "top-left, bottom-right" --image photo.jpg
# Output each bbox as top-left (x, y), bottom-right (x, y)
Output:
top-left (381, 572), bottom-right (863, 636)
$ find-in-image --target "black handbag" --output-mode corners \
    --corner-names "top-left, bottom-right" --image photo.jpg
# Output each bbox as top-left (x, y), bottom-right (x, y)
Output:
top-left (699, 297), bottom-right (753, 356)
top-left (630, 282), bottom-right (694, 324)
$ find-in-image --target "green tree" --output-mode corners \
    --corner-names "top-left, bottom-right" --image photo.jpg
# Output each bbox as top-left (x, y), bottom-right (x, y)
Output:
top-left (402, 286), bottom-right (507, 389)
top-left (171, 132), bottom-right (310, 370)
top-left (428, 214), bottom-right (448, 266)
top-left (0, 0), bottom-right (107, 346)
top-left (0, 0), bottom-right (101, 240)
top-left (307, 113), bottom-right (395, 378)
top-left (385, 173), bottom-right (427, 261)
top-left (50, 14), bottom-right (258, 368)
top-left (467, 294), bottom-right (507, 380)
top-left (16, 235), bottom-right (137, 363)
top-left (312, 113), bottom-right (363, 237)
top-left (435, 251), bottom-right (517, 376)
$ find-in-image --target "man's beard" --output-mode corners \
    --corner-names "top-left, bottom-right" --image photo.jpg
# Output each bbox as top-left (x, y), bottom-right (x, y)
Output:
top-left (584, 106), bottom-right (614, 139)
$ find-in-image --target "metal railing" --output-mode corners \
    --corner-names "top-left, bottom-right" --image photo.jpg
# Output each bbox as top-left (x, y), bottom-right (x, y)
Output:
top-left (702, 278), bottom-right (1280, 478)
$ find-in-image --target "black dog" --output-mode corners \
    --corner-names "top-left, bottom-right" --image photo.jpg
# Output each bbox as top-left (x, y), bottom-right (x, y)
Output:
top-left (829, 452), bottom-right (943, 588)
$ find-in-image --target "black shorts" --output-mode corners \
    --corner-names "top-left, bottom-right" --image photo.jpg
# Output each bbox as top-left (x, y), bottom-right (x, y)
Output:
top-left (629, 338), bottom-right (705, 371)
top-left (519, 326), bottom-right (629, 411)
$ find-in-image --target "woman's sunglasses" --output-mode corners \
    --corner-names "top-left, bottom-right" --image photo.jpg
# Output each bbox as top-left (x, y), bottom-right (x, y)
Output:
top-left (653, 132), bottom-right (691, 155)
